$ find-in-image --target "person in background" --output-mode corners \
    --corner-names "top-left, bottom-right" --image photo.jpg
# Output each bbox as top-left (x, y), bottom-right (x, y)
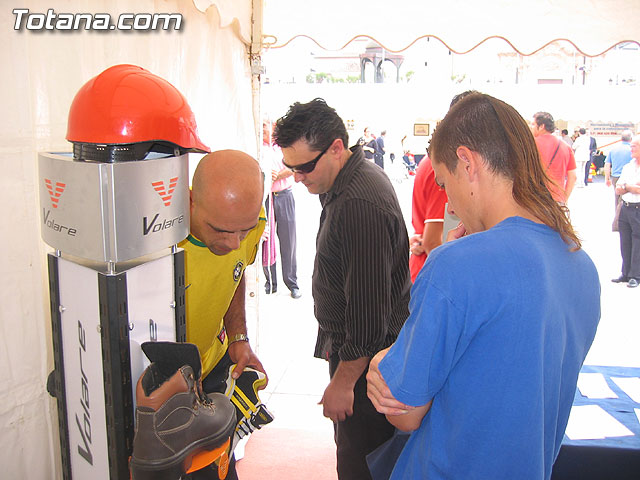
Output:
top-left (409, 91), bottom-right (473, 282)
top-left (587, 131), bottom-right (598, 185)
top-left (409, 155), bottom-right (447, 282)
top-left (561, 128), bottom-right (573, 147)
top-left (572, 128), bottom-right (591, 188)
top-left (612, 135), bottom-right (640, 288)
top-left (274, 98), bottom-right (411, 480)
top-left (401, 135), bottom-right (416, 175)
top-left (261, 121), bottom-right (301, 298)
top-left (367, 92), bottom-right (600, 480)
top-left (358, 127), bottom-right (376, 161)
top-left (604, 130), bottom-right (633, 214)
top-left (374, 130), bottom-right (386, 169)
top-left (530, 112), bottom-right (577, 203)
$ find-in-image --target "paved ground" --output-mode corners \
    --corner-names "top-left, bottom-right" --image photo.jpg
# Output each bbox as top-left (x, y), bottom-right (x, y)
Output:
top-left (238, 168), bottom-right (639, 477)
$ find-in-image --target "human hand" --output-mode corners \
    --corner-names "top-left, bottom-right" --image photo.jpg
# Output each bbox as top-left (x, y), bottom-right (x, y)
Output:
top-left (445, 222), bottom-right (467, 242)
top-left (409, 234), bottom-right (425, 256)
top-left (271, 170), bottom-right (278, 182)
top-left (228, 340), bottom-right (268, 389)
top-left (366, 349), bottom-right (413, 416)
top-left (319, 379), bottom-right (354, 422)
top-left (606, 178), bottom-right (611, 187)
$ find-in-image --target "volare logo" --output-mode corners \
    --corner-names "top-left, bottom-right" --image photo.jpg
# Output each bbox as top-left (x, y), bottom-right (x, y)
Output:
top-left (44, 178), bottom-right (66, 208)
top-left (151, 177), bottom-right (178, 206)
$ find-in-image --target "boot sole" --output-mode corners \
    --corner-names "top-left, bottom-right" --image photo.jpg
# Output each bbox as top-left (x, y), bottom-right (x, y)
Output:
top-left (129, 411), bottom-right (236, 480)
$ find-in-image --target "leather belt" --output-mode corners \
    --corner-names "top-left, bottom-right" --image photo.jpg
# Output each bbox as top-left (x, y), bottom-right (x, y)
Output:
top-left (273, 187), bottom-right (292, 196)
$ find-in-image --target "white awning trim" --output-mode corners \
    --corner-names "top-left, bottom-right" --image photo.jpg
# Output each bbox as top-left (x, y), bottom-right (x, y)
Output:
top-left (263, 0), bottom-right (640, 57)
top-left (265, 34), bottom-right (640, 57)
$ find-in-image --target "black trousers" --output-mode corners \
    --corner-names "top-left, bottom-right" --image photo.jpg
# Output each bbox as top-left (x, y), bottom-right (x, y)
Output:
top-left (329, 354), bottom-right (395, 480)
top-left (584, 160), bottom-right (592, 185)
top-left (619, 203), bottom-right (640, 279)
top-left (612, 177), bottom-right (620, 232)
top-left (264, 188), bottom-right (298, 291)
top-left (373, 153), bottom-right (384, 169)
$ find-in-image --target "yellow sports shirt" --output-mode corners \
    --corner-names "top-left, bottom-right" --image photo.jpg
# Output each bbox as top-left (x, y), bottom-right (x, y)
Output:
top-left (179, 209), bottom-right (266, 378)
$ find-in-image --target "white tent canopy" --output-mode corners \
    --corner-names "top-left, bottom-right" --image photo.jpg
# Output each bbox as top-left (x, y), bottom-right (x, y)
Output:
top-left (264, 0), bottom-right (640, 56)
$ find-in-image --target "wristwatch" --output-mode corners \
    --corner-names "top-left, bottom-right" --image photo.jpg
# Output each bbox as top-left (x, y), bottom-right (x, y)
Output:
top-left (229, 333), bottom-right (249, 345)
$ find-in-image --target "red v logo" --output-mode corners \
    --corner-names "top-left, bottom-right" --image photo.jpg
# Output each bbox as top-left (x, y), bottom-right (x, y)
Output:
top-left (151, 177), bottom-right (179, 206)
top-left (44, 178), bottom-right (66, 208)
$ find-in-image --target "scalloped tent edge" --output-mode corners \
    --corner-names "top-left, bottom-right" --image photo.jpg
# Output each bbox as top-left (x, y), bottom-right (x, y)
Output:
top-left (262, 0), bottom-right (640, 57)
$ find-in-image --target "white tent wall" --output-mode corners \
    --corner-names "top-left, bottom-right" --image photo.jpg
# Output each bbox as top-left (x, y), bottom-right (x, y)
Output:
top-left (1, 1), bottom-right (256, 477)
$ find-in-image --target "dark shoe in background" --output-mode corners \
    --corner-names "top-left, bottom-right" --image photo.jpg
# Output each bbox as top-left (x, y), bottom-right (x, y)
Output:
top-left (611, 275), bottom-right (629, 283)
top-left (265, 284), bottom-right (277, 294)
top-left (130, 342), bottom-right (236, 480)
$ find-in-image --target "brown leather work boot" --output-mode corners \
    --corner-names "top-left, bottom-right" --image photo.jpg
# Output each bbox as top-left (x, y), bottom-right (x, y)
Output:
top-left (129, 342), bottom-right (236, 480)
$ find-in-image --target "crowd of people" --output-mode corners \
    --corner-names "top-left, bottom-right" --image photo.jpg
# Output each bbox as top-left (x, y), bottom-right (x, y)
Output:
top-left (262, 94), bottom-right (616, 479)
top-left (131, 82), bottom-right (637, 479)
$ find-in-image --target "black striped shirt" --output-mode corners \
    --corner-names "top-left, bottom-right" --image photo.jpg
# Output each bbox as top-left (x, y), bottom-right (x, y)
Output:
top-left (313, 146), bottom-right (411, 361)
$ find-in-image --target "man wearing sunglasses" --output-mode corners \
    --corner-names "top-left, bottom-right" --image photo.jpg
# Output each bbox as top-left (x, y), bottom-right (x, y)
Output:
top-left (273, 99), bottom-right (411, 480)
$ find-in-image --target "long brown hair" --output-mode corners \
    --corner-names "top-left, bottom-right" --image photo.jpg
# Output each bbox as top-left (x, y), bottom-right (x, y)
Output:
top-left (429, 92), bottom-right (581, 250)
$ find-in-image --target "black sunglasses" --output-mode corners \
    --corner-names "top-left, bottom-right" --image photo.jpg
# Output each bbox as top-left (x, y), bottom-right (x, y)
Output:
top-left (283, 143), bottom-right (331, 174)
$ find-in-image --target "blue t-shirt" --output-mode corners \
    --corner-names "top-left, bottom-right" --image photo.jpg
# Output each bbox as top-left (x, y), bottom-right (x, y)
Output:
top-left (605, 142), bottom-right (632, 176)
top-left (379, 217), bottom-right (600, 480)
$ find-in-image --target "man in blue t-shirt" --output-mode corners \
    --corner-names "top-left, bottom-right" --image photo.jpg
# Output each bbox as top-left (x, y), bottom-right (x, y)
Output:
top-left (605, 130), bottom-right (633, 214)
top-left (366, 93), bottom-right (601, 480)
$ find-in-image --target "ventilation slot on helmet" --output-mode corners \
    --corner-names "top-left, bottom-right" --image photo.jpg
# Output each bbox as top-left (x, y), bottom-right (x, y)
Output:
top-left (72, 141), bottom-right (187, 162)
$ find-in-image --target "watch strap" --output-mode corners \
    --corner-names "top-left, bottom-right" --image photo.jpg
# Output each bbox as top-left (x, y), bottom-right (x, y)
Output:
top-left (229, 333), bottom-right (249, 344)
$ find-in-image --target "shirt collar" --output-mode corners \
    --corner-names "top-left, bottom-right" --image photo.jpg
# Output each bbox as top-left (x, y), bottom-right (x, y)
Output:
top-left (324, 145), bottom-right (364, 202)
top-left (186, 233), bottom-right (207, 247)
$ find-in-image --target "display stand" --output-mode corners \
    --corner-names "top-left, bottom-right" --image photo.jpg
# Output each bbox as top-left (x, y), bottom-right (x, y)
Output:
top-left (41, 151), bottom-right (190, 479)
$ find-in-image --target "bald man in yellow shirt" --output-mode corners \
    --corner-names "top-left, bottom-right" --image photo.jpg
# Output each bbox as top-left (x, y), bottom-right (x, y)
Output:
top-left (179, 150), bottom-right (267, 480)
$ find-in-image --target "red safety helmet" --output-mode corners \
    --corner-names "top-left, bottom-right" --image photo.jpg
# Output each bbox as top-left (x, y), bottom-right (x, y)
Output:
top-left (67, 64), bottom-right (209, 161)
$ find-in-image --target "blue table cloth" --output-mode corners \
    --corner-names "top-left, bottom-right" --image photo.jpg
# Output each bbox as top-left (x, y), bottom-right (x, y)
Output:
top-left (551, 365), bottom-right (640, 479)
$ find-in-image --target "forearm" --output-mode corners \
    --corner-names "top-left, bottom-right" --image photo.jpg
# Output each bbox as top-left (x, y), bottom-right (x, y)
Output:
top-left (387, 401), bottom-right (432, 432)
top-left (274, 168), bottom-right (293, 182)
top-left (367, 347), bottom-right (431, 431)
top-left (565, 170), bottom-right (577, 199)
top-left (332, 356), bottom-right (371, 390)
top-left (618, 182), bottom-right (640, 195)
top-left (224, 275), bottom-right (266, 377)
top-left (421, 221), bottom-right (444, 255)
top-left (223, 275), bottom-right (247, 337)
top-left (321, 356), bottom-right (371, 421)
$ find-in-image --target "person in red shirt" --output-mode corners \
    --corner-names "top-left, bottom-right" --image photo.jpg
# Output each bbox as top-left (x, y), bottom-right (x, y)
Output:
top-left (530, 112), bottom-right (577, 204)
top-left (409, 156), bottom-right (448, 282)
